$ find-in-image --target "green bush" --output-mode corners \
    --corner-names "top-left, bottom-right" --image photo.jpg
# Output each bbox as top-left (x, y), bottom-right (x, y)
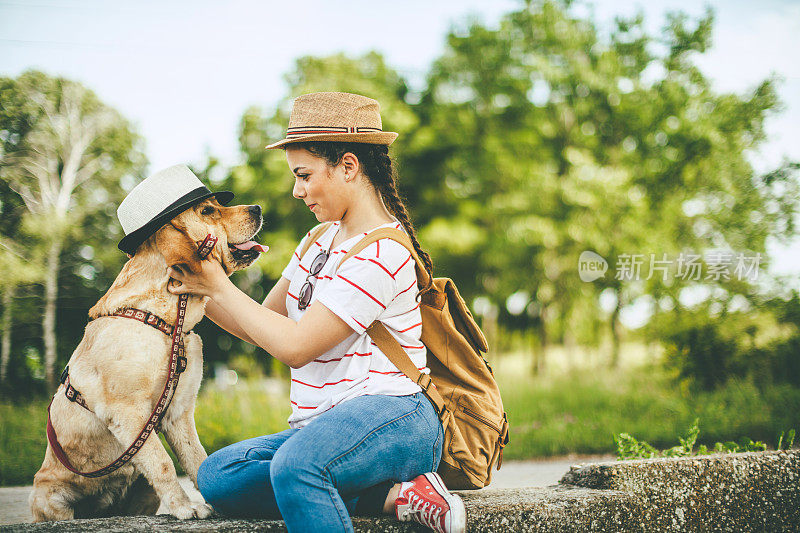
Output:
top-left (658, 293), bottom-right (800, 391)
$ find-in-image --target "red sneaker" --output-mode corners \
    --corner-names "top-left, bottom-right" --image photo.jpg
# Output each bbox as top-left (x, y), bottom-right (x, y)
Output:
top-left (395, 472), bottom-right (466, 533)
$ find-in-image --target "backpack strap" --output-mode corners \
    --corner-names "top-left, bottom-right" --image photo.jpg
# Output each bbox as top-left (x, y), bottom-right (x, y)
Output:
top-left (298, 222), bottom-right (335, 260)
top-left (335, 228), bottom-right (445, 415)
top-left (337, 227), bottom-right (431, 287)
top-left (366, 321), bottom-right (447, 416)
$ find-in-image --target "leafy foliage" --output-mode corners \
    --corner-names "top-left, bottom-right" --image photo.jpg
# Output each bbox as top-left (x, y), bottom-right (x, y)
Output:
top-left (1, 1), bottom-right (799, 391)
top-left (660, 289), bottom-right (800, 391)
top-left (613, 418), bottom-right (787, 460)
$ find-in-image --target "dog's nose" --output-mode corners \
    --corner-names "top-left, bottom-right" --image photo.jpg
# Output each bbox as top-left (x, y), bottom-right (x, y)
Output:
top-left (248, 205), bottom-right (262, 218)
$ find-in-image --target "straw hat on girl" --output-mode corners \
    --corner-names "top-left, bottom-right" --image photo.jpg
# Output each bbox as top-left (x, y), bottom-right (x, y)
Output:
top-left (265, 92), bottom-right (398, 149)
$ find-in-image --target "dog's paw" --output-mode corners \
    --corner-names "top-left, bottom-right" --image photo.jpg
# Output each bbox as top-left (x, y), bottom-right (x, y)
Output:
top-left (194, 503), bottom-right (213, 519)
top-left (171, 502), bottom-right (213, 520)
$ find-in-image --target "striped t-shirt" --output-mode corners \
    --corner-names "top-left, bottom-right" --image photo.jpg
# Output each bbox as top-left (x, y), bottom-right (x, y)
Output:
top-left (280, 219), bottom-right (428, 429)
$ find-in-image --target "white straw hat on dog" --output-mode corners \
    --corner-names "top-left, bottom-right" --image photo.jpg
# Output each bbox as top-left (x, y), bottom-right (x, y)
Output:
top-left (117, 164), bottom-right (233, 254)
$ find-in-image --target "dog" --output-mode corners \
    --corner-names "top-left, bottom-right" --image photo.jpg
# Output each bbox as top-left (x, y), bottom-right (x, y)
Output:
top-left (29, 197), bottom-right (264, 521)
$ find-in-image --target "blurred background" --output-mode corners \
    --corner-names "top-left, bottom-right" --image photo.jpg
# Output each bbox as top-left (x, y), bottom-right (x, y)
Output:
top-left (1, 0), bottom-right (799, 486)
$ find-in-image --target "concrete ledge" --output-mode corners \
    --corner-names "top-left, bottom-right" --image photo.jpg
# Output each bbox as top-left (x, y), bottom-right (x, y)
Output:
top-left (4, 450), bottom-right (797, 532)
top-left (0, 486), bottom-right (640, 532)
top-left (560, 449), bottom-right (799, 531)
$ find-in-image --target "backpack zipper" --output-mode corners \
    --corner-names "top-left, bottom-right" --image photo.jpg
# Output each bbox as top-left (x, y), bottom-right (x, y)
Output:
top-left (460, 405), bottom-right (502, 434)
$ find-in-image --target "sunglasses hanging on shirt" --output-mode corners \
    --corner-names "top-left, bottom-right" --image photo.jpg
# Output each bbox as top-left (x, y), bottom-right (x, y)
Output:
top-left (298, 250), bottom-right (330, 310)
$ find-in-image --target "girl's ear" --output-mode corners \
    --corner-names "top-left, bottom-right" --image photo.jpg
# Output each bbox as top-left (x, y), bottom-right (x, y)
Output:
top-left (340, 152), bottom-right (360, 182)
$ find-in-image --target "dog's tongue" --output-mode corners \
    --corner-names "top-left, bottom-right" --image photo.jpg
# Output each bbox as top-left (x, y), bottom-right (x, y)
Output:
top-left (232, 241), bottom-right (269, 253)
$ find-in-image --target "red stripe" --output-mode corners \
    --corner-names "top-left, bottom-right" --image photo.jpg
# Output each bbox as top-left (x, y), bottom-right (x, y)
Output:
top-left (393, 254), bottom-right (412, 276)
top-left (376, 240), bottom-right (379, 258)
top-left (291, 377), bottom-right (354, 389)
top-left (397, 279), bottom-right (417, 296)
top-left (314, 351), bottom-right (372, 363)
top-left (369, 368), bottom-right (426, 375)
top-left (370, 341), bottom-right (425, 350)
top-left (299, 263), bottom-right (309, 273)
top-left (397, 303), bottom-right (420, 316)
top-left (294, 251), bottom-right (301, 260)
top-left (337, 275), bottom-right (385, 308)
top-left (314, 240), bottom-right (322, 248)
top-left (353, 256), bottom-right (395, 279)
top-left (287, 292), bottom-right (299, 301)
top-left (353, 317), bottom-right (368, 330)
top-left (292, 399), bottom-right (346, 410)
top-left (291, 400), bottom-right (319, 410)
top-left (398, 322), bottom-right (422, 333)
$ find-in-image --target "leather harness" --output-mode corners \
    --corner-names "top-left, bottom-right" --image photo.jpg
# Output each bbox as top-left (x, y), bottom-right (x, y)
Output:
top-left (46, 234), bottom-right (217, 478)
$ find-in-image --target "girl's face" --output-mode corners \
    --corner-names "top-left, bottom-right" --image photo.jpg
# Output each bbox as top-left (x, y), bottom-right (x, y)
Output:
top-left (285, 147), bottom-right (349, 222)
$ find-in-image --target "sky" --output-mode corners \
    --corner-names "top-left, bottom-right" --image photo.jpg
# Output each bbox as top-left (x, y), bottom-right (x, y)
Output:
top-left (1, 0), bottom-right (798, 315)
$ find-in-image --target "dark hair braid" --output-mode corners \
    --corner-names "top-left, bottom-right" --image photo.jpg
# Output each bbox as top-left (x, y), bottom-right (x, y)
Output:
top-left (292, 141), bottom-right (434, 299)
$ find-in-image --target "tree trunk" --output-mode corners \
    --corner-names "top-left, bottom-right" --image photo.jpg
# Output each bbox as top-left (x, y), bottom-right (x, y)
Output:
top-left (43, 238), bottom-right (62, 390)
top-left (532, 310), bottom-right (548, 376)
top-left (610, 288), bottom-right (621, 368)
top-left (0, 286), bottom-right (13, 384)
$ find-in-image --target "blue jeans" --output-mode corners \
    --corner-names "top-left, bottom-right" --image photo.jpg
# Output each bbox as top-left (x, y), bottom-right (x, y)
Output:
top-left (197, 392), bottom-right (443, 532)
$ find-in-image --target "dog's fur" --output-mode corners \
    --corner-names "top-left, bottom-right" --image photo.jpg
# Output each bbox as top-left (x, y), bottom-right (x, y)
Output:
top-left (29, 197), bottom-right (263, 521)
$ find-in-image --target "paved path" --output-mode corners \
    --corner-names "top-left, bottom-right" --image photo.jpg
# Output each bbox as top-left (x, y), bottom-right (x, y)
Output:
top-left (0, 454), bottom-right (614, 526)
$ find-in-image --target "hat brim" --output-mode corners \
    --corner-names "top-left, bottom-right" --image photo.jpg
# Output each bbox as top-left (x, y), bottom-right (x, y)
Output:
top-left (118, 188), bottom-right (234, 254)
top-left (265, 131), bottom-right (398, 150)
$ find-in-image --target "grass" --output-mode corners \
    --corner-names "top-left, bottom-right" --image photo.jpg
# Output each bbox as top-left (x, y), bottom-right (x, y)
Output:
top-left (194, 379), bottom-right (291, 453)
top-left (0, 401), bottom-right (49, 487)
top-left (0, 380), bottom-right (292, 486)
top-left (2, 343), bottom-right (799, 486)
top-left (499, 363), bottom-right (800, 459)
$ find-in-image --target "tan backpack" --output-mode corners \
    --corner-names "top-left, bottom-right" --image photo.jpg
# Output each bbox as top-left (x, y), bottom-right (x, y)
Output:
top-left (299, 223), bottom-right (509, 489)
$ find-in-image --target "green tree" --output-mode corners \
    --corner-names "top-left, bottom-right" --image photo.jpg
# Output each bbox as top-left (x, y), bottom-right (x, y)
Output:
top-left (0, 70), bottom-right (145, 390)
top-left (409, 0), bottom-right (798, 370)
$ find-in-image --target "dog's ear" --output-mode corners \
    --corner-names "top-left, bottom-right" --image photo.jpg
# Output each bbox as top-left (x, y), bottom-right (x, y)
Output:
top-left (155, 222), bottom-right (203, 274)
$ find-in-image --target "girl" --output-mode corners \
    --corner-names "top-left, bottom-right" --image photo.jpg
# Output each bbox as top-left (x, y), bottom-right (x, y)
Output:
top-left (166, 92), bottom-right (465, 533)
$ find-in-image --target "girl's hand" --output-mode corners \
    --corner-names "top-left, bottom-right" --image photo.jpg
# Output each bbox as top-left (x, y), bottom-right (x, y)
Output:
top-left (166, 259), bottom-right (230, 299)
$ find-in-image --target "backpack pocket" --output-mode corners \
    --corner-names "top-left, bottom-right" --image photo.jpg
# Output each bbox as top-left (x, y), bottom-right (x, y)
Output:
top-left (440, 391), bottom-right (505, 488)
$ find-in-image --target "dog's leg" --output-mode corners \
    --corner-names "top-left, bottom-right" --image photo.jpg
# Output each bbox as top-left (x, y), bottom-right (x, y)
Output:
top-left (163, 332), bottom-right (208, 490)
top-left (102, 410), bottom-right (212, 520)
top-left (162, 409), bottom-right (207, 488)
top-left (29, 473), bottom-right (78, 522)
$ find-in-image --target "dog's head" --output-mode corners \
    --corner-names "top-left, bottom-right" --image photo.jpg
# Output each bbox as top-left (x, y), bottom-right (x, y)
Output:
top-left (151, 198), bottom-right (264, 275)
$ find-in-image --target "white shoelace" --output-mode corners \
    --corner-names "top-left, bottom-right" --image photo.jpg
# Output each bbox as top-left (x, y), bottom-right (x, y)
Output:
top-left (402, 492), bottom-right (445, 533)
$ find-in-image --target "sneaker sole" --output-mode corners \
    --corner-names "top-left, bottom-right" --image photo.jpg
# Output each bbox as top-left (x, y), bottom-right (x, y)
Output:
top-left (423, 473), bottom-right (466, 533)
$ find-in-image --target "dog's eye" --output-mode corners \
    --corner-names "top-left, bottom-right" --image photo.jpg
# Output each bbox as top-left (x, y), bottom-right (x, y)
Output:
top-left (201, 206), bottom-right (215, 215)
